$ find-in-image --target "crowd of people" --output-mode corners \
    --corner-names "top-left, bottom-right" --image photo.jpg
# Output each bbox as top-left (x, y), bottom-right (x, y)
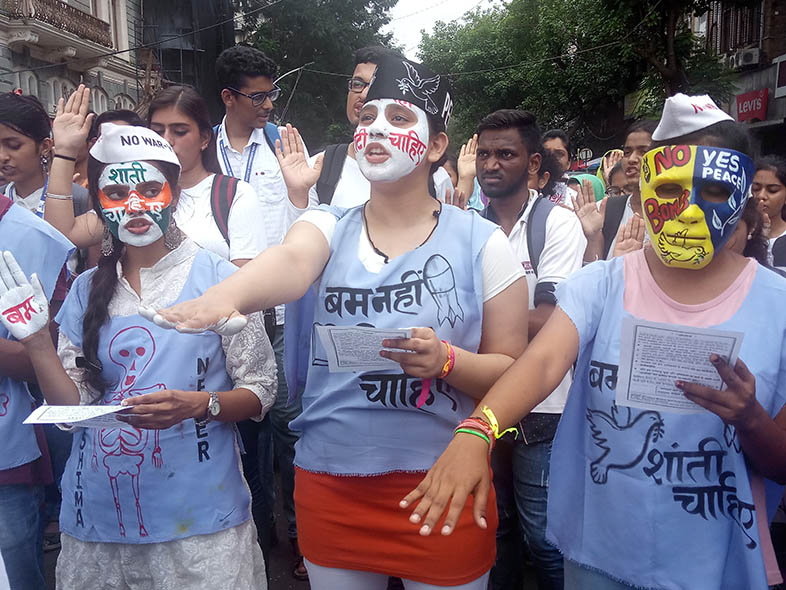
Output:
top-left (1, 41), bottom-right (786, 590)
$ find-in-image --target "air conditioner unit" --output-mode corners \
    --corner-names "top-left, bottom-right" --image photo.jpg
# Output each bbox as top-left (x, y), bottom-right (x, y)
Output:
top-left (733, 48), bottom-right (762, 69)
top-left (724, 54), bottom-right (737, 69)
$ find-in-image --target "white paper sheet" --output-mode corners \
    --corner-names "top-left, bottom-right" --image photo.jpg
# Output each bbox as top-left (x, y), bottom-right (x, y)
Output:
top-left (616, 317), bottom-right (744, 414)
top-left (315, 325), bottom-right (412, 373)
top-left (24, 404), bottom-right (132, 428)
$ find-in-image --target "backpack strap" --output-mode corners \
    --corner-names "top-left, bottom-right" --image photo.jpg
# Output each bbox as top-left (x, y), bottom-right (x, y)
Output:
top-left (210, 174), bottom-right (240, 245)
top-left (773, 235), bottom-right (786, 267)
top-left (263, 123), bottom-right (281, 154)
top-left (601, 195), bottom-right (629, 259)
top-left (315, 144), bottom-right (349, 205)
top-left (525, 194), bottom-right (557, 277)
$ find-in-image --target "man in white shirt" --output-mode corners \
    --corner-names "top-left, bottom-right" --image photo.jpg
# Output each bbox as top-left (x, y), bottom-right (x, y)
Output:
top-left (213, 45), bottom-right (304, 576)
top-left (477, 110), bottom-right (585, 590)
top-left (302, 46), bottom-right (453, 207)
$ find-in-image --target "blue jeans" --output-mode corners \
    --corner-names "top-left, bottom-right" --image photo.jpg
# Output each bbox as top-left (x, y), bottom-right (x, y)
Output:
top-left (261, 328), bottom-right (301, 539)
top-left (512, 438), bottom-right (563, 590)
top-left (489, 439), bottom-right (525, 590)
top-left (0, 484), bottom-right (46, 590)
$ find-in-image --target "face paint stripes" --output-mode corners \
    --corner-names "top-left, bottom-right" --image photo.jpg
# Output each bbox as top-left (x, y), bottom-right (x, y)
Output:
top-left (355, 98), bottom-right (431, 183)
top-left (97, 161), bottom-right (173, 247)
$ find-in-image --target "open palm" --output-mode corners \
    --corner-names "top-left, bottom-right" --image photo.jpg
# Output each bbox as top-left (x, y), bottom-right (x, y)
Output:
top-left (275, 123), bottom-right (323, 195)
top-left (0, 251), bottom-right (49, 341)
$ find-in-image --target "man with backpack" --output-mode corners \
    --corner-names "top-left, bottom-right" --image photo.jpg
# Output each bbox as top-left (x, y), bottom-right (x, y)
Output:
top-left (476, 109), bottom-right (584, 590)
top-left (214, 45), bottom-right (308, 580)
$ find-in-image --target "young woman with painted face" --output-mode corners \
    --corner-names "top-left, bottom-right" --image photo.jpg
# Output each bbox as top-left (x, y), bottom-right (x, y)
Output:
top-left (753, 156), bottom-right (786, 266)
top-left (142, 57), bottom-right (528, 590)
top-left (400, 96), bottom-right (786, 590)
top-left (0, 123), bottom-right (275, 589)
top-left (45, 86), bottom-right (266, 268)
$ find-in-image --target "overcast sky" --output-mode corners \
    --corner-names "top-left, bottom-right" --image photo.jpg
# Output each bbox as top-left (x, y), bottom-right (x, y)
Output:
top-left (383, 0), bottom-right (497, 59)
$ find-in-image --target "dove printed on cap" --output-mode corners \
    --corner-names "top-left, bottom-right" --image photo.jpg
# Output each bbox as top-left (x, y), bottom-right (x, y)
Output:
top-left (365, 57), bottom-right (454, 129)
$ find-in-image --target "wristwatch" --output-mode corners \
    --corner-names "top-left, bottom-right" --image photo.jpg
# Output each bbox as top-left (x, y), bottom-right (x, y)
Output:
top-left (196, 392), bottom-right (221, 426)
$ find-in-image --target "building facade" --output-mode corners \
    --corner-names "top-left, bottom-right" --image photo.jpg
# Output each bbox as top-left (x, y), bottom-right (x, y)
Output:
top-left (0, 0), bottom-right (141, 114)
top-left (694, 0), bottom-right (786, 155)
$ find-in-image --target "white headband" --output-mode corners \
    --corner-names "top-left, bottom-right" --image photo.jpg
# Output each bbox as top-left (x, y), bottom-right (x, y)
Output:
top-left (652, 93), bottom-right (734, 141)
top-left (89, 123), bottom-right (181, 170)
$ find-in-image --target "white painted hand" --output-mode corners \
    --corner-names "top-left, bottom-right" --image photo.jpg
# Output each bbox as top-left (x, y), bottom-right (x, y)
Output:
top-left (138, 305), bottom-right (248, 336)
top-left (0, 251), bottom-right (50, 341)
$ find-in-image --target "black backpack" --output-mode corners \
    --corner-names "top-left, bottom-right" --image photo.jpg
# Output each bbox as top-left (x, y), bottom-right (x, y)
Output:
top-left (315, 144), bottom-right (350, 205)
top-left (601, 195), bottom-right (629, 259)
top-left (209, 174), bottom-right (277, 341)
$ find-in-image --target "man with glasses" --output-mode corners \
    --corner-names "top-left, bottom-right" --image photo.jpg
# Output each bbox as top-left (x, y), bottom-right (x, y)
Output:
top-left (214, 44), bottom-right (307, 581)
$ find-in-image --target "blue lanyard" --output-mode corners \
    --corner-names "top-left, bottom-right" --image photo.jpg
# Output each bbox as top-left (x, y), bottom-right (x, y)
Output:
top-left (6, 176), bottom-right (49, 218)
top-left (219, 137), bottom-right (259, 183)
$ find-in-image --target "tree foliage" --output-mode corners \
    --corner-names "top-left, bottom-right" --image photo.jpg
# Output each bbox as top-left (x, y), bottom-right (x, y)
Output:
top-left (235, 0), bottom-right (397, 149)
top-left (418, 0), bottom-right (748, 152)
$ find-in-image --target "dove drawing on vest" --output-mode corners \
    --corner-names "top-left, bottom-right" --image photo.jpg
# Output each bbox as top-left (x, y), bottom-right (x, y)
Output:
top-left (586, 404), bottom-right (665, 484)
top-left (422, 254), bottom-right (464, 328)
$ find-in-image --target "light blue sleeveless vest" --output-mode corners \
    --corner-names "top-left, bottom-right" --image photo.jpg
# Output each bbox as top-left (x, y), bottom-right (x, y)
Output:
top-left (0, 201), bottom-right (73, 471)
top-left (55, 249), bottom-right (252, 543)
top-left (290, 205), bottom-right (497, 475)
top-left (549, 257), bottom-right (786, 589)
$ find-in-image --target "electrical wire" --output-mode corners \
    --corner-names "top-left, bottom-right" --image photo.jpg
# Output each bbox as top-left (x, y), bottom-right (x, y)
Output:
top-left (2, 0), bottom-right (289, 76)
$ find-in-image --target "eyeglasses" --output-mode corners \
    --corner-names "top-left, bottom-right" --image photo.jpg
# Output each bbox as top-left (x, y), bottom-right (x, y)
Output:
top-left (605, 187), bottom-right (625, 198)
top-left (227, 85), bottom-right (281, 107)
top-left (347, 77), bottom-right (371, 93)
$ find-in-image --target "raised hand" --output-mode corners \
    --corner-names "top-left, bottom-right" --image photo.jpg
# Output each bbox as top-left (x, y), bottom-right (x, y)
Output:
top-left (572, 178), bottom-right (606, 239)
top-left (443, 187), bottom-right (468, 210)
top-left (601, 149), bottom-right (623, 184)
top-left (0, 251), bottom-right (49, 341)
top-left (52, 84), bottom-right (93, 159)
top-left (139, 295), bottom-right (247, 336)
top-left (275, 124), bottom-right (324, 208)
top-left (457, 134), bottom-right (478, 181)
top-left (612, 213), bottom-right (646, 257)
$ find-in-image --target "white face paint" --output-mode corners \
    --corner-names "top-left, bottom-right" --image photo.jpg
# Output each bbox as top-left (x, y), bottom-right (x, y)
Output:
top-left (354, 98), bottom-right (431, 183)
top-left (97, 161), bottom-right (172, 248)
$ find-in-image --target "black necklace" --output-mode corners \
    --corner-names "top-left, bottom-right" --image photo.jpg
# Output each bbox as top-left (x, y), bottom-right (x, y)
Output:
top-left (362, 203), bottom-right (441, 264)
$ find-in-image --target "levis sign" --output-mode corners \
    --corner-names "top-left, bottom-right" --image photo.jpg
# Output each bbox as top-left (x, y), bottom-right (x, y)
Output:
top-left (736, 88), bottom-right (768, 122)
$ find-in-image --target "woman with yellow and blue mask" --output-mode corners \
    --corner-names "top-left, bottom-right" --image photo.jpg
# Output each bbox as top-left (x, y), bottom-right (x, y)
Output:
top-left (403, 94), bottom-right (786, 590)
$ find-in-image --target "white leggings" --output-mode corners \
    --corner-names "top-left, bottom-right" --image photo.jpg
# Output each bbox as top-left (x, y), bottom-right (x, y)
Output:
top-left (304, 559), bottom-right (490, 590)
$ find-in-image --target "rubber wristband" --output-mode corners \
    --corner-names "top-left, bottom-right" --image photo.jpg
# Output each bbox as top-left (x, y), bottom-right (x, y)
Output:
top-left (53, 153), bottom-right (77, 162)
top-left (455, 428), bottom-right (490, 446)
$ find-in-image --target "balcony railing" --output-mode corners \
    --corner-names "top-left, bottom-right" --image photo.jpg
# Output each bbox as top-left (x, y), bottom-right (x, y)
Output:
top-left (3, 0), bottom-right (113, 48)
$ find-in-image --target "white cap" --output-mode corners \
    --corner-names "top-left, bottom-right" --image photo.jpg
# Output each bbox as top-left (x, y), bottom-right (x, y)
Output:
top-left (89, 123), bottom-right (181, 170)
top-left (651, 93), bottom-right (733, 141)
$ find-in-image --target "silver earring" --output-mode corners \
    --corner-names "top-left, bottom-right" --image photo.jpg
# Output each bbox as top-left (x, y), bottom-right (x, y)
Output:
top-left (101, 226), bottom-right (114, 257)
top-left (40, 154), bottom-right (48, 171)
top-left (163, 215), bottom-right (185, 250)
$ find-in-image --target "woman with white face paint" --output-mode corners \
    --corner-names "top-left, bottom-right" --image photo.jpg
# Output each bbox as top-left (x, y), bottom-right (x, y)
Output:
top-left (143, 57), bottom-right (528, 589)
top-left (0, 123), bottom-right (275, 589)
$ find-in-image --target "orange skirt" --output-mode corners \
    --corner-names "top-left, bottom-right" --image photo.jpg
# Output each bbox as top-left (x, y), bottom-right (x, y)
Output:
top-left (295, 467), bottom-right (497, 586)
